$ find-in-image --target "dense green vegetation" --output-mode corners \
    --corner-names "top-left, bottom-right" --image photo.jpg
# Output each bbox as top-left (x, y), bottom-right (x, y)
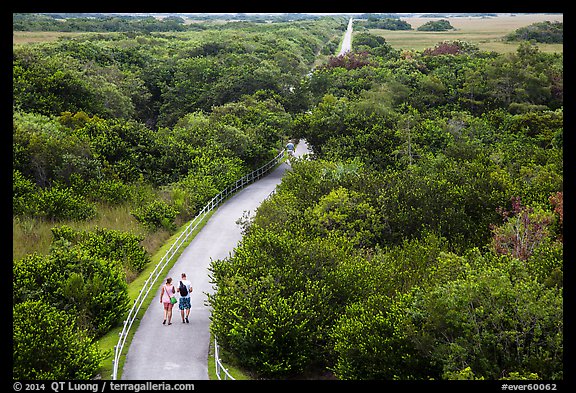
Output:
top-left (13, 13), bottom-right (189, 33)
top-left (417, 19), bottom-right (455, 31)
top-left (12, 16), bottom-right (343, 380)
top-left (505, 21), bottom-right (563, 43)
top-left (208, 35), bottom-right (563, 380)
top-left (355, 17), bottom-right (412, 30)
top-left (12, 13), bottom-right (329, 32)
top-left (13, 14), bottom-right (562, 381)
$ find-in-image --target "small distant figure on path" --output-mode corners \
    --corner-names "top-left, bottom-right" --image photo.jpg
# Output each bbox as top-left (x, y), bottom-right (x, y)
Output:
top-left (286, 141), bottom-right (295, 156)
top-left (160, 277), bottom-right (176, 325)
top-left (177, 273), bottom-right (193, 323)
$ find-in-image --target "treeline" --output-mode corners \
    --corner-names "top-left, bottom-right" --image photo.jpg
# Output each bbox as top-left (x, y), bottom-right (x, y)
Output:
top-left (208, 36), bottom-right (563, 380)
top-left (505, 21), bottom-right (563, 43)
top-left (355, 17), bottom-right (412, 30)
top-left (417, 19), bottom-right (455, 31)
top-left (12, 18), bottom-right (342, 379)
top-left (13, 19), bottom-right (340, 128)
top-left (13, 13), bottom-right (189, 32)
top-left (353, 17), bottom-right (454, 32)
top-left (13, 13), bottom-right (337, 32)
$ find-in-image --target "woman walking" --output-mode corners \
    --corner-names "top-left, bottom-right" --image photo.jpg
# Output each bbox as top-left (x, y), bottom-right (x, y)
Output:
top-left (160, 277), bottom-right (176, 325)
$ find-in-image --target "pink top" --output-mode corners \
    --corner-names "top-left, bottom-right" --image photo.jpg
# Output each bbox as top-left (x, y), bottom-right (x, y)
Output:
top-left (161, 284), bottom-right (175, 303)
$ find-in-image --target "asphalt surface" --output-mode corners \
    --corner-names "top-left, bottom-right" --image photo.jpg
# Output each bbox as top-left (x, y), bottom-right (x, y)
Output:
top-left (121, 140), bottom-right (311, 380)
top-left (339, 17), bottom-right (354, 56)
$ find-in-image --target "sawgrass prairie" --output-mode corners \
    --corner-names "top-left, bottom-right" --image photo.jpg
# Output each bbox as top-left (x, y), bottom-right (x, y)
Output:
top-left (14, 14), bottom-right (563, 54)
top-left (367, 13), bottom-right (563, 53)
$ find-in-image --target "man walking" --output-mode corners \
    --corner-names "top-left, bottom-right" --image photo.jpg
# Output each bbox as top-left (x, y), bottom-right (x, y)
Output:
top-left (177, 273), bottom-right (193, 323)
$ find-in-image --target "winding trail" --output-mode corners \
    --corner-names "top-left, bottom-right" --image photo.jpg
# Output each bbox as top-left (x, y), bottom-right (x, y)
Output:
top-left (120, 141), bottom-right (311, 380)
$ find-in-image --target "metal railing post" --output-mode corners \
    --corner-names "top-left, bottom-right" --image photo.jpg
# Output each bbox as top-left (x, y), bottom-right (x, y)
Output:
top-left (214, 337), bottom-right (235, 380)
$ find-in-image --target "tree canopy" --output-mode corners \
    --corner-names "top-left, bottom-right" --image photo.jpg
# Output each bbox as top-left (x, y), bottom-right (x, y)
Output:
top-left (209, 28), bottom-right (563, 381)
top-left (505, 21), bottom-right (563, 43)
top-left (417, 19), bottom-right (455, 31)
top-left (13, 15), bottom-right (562, 381)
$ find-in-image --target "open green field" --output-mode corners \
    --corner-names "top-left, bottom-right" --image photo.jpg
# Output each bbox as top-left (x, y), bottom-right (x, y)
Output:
top-left (368, 13), bottom-right (563, 53)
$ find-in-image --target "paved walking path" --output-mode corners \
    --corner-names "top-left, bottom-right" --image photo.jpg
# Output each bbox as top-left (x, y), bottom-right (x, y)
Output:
top-left (121, 141), bottom-right (311, 380)
top-left (339, 17), bottom-right (354, 55)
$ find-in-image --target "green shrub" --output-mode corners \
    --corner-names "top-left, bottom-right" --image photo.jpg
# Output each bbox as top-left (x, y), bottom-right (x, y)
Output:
top-left (412, 258), bottom-right (563, 379)
top-left (13, 253), bottom-right (65, 305)
top-left (14, 247), bottom-right (130, 338)
top-left (505, 21), bottom-right (563, 43)
top-left (13, 169), bottom-right (38, 216)
top-left (13, 300), bottom-right (104, 380)
top-left (209, 227), bottom-right (357, 377)
top-left (51, 225), bottom-right (150, 274)
top-left (131, 199), bottom-right (178, 231)
top-left (57, 249), bottom-right (130, 336)
top-left (89, 178), bottom-right (133, 204)
top-left (36, 185), bottom-right (96, 221)
top-left (330, 293), bottom-right (431, 380)
top-left (417, 19), bottom-right (454, 31)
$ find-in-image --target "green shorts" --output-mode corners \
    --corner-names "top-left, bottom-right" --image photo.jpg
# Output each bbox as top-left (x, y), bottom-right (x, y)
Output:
top-left (179, 297), bottom-right (191, 310)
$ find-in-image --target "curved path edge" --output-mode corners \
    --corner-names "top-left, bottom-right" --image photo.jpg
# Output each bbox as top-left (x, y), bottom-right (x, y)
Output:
top-left (121, 141), bottom-right (310, 380)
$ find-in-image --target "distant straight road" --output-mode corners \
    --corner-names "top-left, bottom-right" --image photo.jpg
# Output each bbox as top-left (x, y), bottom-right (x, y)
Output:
top-left (121, 140), bottom-right (311, 380)
top-left (339, 17), bottom-right (353, 55)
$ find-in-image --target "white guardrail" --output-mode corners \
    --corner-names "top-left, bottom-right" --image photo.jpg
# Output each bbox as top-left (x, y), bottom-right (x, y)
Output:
top-left (214, 337), bottom-right (235, 380)
top-left (112, 149), bottom-right (285, 380)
